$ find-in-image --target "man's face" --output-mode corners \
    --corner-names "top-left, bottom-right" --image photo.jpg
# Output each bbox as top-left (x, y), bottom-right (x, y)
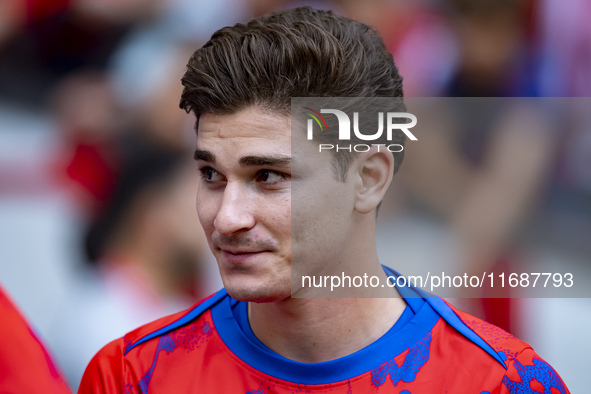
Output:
top-left (195, 107), bottom-right (356, 302)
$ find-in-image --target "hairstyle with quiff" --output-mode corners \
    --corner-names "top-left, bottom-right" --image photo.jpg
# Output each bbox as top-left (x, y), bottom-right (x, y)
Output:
top-left (180, 6), bottom-right (406, 179)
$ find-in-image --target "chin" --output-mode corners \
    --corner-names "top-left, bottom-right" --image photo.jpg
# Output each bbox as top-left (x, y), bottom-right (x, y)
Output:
top-left (224, 279), bottom-right (291, 303)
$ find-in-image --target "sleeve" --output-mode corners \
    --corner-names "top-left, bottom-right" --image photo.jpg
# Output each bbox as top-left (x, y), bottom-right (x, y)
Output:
top-left (78, 338), bottom-right (126, 394)
top-left (500, 348), bottom-right (570, 394)
top-left (0, 287), bottom-right (72, 394)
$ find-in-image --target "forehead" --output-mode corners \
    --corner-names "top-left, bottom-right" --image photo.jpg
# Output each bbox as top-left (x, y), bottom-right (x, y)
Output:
top-left (196, 108), bottom-right (291, 150)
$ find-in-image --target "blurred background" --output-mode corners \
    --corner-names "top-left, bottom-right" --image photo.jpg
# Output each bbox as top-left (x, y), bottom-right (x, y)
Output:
top-left (0, 0), bottom-right (589, 391)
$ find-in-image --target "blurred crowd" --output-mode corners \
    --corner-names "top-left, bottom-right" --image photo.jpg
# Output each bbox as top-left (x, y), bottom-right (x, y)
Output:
top-left (0, 0), bottom-right (589, 391)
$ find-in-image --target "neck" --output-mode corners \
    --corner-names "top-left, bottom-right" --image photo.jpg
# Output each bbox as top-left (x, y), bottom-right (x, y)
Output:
top-left (248, 277), bottom-right (405, 363)
top-left (249, 213), bottom-right (405, 362)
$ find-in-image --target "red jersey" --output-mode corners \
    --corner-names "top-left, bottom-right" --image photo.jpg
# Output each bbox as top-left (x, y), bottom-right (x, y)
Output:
top-left (0, 285), bottom-right (72, 393)
top-left (79, 268), bottom-right (569, 394)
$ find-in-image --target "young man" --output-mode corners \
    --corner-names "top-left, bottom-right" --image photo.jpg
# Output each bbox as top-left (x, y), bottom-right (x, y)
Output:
top-left (79, 7), bottom-right (570, 393)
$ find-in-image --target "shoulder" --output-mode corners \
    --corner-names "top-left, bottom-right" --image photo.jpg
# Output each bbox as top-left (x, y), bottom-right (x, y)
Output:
top-left (442, 301), bottom-right (570, 394)
top-left (502, 347), bottom-right (570, 394)
top-left (78, 290), bottom-right (227, 394)
top-left (384, 267), bottom-right (570, 392)
top-left (0, 286), bottom-right (72, 394)
top-left (447, 302), bottom-right (531, 360)
top-left (122, 290), bottom-right (225, 353)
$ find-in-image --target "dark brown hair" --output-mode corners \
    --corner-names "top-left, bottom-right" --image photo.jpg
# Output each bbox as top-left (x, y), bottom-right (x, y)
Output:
top-left (180, 6), bottom-right (405, 179)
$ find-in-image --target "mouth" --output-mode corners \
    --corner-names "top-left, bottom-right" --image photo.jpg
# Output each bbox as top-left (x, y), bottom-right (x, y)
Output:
top-left (220, 248), bottom-right (267, 256)
top-left (218, 248), bottom-right (270, 265)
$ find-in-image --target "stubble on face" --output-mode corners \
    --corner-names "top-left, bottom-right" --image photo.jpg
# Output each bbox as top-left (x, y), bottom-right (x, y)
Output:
top-left (195, 108), bottom-right (293, 303)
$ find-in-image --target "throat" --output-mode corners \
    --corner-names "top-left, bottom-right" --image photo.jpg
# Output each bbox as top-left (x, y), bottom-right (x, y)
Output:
top-left (247, 296), bottom-right (406, 363)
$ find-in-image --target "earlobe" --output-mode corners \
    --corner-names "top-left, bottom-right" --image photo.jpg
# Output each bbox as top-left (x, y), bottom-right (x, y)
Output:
top-left (354, 148), bottom-right (394, 214)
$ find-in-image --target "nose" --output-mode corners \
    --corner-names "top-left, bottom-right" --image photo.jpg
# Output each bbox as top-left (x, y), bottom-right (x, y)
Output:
top-left (214, 182), bottom-right (256, 236)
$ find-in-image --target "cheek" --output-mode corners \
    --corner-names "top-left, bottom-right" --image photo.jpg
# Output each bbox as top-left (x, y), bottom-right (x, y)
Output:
top-left (276, 193), bottom-right (291, 224)
top-left (292, 182), bottom-right (351, 252)
top-left (280, 195), bottom-right (291, 233)
top-left (253, 193), bottom-right (291, 234)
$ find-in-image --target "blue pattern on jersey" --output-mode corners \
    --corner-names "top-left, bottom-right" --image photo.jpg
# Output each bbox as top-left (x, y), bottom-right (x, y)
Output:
top-left (370, 332), bottom-right (431, 388)
top-left (138, 335), bottom-right (176, 394)
top-left (246, 389), bottom-right (266, 394)
top-left (502, 357), bottom-right (567, 394)
top-left (137, 321), bottom-right (214, 393)
top-left (125, 290), bottom-right (225, 355)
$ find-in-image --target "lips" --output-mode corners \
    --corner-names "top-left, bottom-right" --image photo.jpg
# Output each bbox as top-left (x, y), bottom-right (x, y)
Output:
top-left (219, 248), bottom-right (270, 266)
top-left (220, 248), bottom-right (266, 255)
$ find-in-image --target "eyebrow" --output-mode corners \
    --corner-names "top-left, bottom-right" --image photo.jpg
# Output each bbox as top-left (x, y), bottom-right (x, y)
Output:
top-left (194, 150), bottom-right (216, 163)
top-left (193, 150), bottom-right (290, 168)
top-left (239, 156), bottom-right (291, 168)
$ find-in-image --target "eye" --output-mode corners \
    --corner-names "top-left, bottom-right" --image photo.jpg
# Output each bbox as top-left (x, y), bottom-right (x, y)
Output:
top-left (199, 167), bottom-right (223, 183)
top-left (257, 170), bottom-right (288, 184)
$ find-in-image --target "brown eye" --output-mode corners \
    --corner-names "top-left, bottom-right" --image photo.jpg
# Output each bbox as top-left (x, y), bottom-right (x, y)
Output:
top-left (205, 168), bottom-right (215, 180)
top-left (199, 167), bottom-right (221, 183)
top-left (257, 170), bottom-right (287, 184)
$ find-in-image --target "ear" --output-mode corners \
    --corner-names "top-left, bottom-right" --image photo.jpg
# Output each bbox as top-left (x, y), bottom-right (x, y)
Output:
top-left (353, 146), bottom-right (395, 214)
